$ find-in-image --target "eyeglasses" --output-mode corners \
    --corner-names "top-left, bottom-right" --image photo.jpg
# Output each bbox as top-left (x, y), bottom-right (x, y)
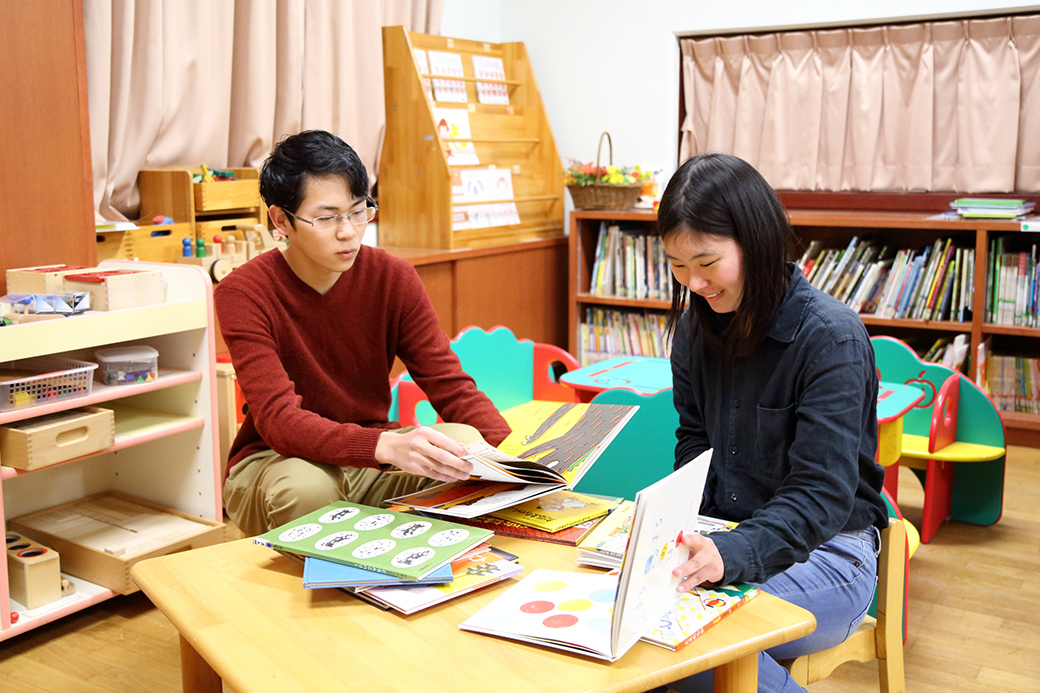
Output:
top-left (285, 204), bottom-right (378, 232)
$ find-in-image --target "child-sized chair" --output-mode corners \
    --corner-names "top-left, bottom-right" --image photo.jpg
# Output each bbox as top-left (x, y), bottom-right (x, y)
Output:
top-left (391, 326), bottom-right (580, 427)
top-left (571, 387), bottom-right (677, 500)
top-left (871, 336), bottom-right (1006, 543)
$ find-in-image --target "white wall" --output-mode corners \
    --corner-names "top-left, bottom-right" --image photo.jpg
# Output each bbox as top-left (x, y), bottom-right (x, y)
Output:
top-left (442, 0), bottom-right (1040, 198)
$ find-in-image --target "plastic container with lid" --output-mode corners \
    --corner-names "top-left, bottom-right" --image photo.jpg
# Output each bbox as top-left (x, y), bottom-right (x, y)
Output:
top-left (94, 346), bottom-right (159, 386)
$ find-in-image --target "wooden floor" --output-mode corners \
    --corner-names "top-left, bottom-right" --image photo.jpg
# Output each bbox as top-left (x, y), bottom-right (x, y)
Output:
top-left (2, 447), bottom-right (1039, 693)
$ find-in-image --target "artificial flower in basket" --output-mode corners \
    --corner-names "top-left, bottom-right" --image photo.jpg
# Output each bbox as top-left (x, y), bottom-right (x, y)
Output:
top-left (565, 132), bottom-right (658, 210)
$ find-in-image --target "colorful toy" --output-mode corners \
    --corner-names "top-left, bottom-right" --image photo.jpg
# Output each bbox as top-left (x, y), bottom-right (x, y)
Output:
top-left (152, 215), bottom-right (174, 225)
top-left (177, 224), bottom-right (287, 283)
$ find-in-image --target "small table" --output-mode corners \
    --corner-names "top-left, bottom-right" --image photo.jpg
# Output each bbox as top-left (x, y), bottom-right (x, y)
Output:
top-left (132, 537), bottom-right (815, 693)
top-left (561, 356), bottom-right (672, 402)
top-left (876, 381), bottom-right (925, 497)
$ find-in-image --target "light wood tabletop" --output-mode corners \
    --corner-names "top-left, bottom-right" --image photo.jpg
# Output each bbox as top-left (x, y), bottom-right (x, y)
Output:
top-left (131, 537), bottom-right (815, 693)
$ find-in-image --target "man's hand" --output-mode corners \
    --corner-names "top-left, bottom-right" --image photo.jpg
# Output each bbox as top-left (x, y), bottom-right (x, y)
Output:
top-left (375, 427), bottom-right (473, 482)
top-left (672, 532), bottom-right (725, 591)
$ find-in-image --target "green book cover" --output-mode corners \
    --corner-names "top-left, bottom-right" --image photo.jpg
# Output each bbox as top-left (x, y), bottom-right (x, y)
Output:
top-left (254, 501), bottom-right (494, 581)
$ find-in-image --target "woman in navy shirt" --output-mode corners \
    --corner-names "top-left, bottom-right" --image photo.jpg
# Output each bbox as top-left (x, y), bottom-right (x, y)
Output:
top-left (658, 154), bottom-right (889, 693)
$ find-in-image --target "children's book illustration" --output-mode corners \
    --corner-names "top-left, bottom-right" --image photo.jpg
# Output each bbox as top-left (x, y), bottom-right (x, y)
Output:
top-left (489, 490), bottom-right (619, 532)
top-left (254, 501), bottom-right (492, 581)
top-left (641, 583), bottom-right (758, 651)
top-left (434, 107), bottom-right (479, 164)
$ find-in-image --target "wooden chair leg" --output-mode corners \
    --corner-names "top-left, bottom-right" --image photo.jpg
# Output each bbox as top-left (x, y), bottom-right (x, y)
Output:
top-left (920, 459), bottom-right (954, 543)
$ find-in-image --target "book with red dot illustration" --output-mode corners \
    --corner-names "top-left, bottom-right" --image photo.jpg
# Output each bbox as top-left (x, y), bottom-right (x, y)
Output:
top-left (458, 448), bottom-right (712, 662)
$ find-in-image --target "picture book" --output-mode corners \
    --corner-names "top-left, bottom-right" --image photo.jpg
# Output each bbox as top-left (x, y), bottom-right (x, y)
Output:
top-left (253, 502), bottom-right (493, 582)
top-left (459, 449), bottom-right (713, 662)
top-left (454, 514), bottom-right (605, 546)
top-left (575, 500), bottom-right (635, 569)
top-left (302, 553), bottom-right (455, 589)
top-left (641, 583), bottom-right (759, 651)
top-left (355, 546), bottom-right (523, 615)
top-left (488, 490), bottom-right (619, 532)
top-left (389, 402), bottom-right (636, 518)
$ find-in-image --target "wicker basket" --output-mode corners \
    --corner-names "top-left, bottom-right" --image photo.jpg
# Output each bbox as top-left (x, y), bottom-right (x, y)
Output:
top-left (567, 132), bottom-right (643, 210)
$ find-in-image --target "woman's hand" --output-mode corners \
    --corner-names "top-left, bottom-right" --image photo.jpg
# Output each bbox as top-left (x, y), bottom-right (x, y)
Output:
top-left (375, 427), bottom-right (473, 482)
top-left (673, 532), bottom-right (725, 591)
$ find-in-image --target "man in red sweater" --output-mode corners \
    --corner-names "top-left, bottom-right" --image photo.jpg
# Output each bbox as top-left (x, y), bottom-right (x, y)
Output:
top-left (215, 130), bottom-right (511, 535)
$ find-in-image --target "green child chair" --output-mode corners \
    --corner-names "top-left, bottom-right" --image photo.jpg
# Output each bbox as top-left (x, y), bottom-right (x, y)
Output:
top-left (390, 326), bottom-right (580, 427)
top-left (871, 336), bottom-right (1005, 543)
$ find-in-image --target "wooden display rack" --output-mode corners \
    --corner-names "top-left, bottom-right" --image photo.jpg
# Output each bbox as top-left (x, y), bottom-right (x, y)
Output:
top-left (380, 26), bottom-right (564, 250)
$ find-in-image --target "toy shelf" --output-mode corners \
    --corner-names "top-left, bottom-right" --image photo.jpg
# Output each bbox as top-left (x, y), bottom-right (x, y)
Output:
top-left (0, 260), bottom-right (222, 640)
top-left (379, 26), bottom-right (564, 249)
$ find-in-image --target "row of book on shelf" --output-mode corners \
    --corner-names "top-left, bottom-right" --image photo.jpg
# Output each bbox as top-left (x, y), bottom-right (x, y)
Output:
top-left (588, 222), bottom-right (673, 301)
top-left (985, 238), bottom-right (1040, 327)
top-left (798, 236), bottom-right (975, 321)
top-left (979, 340), bottom-right (1040, 414)
top-left (251, 402), bottom-right (757, 660)
top-left (579, 308), bottom-right (671, 364)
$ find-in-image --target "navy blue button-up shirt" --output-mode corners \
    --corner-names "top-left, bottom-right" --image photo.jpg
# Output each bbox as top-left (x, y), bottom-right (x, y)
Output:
top-left (672, 264), bottom-right (888, 585)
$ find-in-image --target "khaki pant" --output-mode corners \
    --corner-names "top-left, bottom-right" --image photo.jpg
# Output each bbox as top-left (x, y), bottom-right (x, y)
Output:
top-left (223, 424), bottom-right (481, 536)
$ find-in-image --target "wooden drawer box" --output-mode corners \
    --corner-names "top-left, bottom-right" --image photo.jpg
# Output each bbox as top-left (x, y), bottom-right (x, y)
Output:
top-left (0, 407), bottom-right (114, 470)
top-left (8, 492), bottom-right (226, 594)
top-left (193, 179), bottom-right (260, 212)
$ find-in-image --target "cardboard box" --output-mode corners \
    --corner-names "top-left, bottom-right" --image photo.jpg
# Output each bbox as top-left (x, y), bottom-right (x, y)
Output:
top-left (62, 269), bottom-right (164, 311)
top-left (8, 492), bottom-right (226, 594)
top-left (6, 264), bottom-right (92, 294)
top-left (0, 406), bottom-right (114, 470)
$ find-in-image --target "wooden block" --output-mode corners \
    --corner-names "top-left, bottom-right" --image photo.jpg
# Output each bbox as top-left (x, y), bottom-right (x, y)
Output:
top-left (6, 264), bottom-right (93, 294)
top-left (5, 532), bottom-right (62, 609)
top-left (0, 406), bottom-right (114, 470)
top-left (9, 491), bottom-right (226, 594)
top-left (62, 269), bottom-right (164, 311)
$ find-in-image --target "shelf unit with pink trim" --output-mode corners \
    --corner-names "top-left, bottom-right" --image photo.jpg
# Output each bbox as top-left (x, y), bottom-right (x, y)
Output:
top-left (0, 260), bottom-right (222, 641)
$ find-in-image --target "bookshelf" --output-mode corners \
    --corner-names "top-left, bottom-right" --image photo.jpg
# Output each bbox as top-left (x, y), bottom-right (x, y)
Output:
top-left (379, 26), bottom-right (564, 249)
top-left (568, 208), bottom-right (1040, 447)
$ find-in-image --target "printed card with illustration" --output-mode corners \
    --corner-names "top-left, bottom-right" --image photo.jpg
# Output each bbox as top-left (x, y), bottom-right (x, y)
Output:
top-left (460, 449), bottom-right (713, 662)
top-left (253, 502), bottom-right (493, 581)
top-left (641, 583), bottom-right (759, 651)
top-left (471, 55), bottom-right (509, 105)
top-left (389, 402), bottom-right (636, 518)
top-left (428, 50), bottom-right (467, 103)
top-left (433, 107), bottom-right (479, 165)
top-left (488, 490), bottom-right (619, 532)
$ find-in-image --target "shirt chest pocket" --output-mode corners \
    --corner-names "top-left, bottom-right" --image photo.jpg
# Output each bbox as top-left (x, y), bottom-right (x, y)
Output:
top-left (753, 403), bottom-right (796, 480)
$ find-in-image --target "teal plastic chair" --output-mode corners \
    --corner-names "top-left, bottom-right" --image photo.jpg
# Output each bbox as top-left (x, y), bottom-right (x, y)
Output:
top-left (393, 326), bottom-right (580, 426)
top-left (871, 336), bottom-right (1005, 543)
top-left (571, 388), bottom-right (677, 500)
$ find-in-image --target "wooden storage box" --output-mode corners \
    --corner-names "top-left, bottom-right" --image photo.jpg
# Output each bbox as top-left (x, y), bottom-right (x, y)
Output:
top-left (193, 179), bottom-right (260, 212)
top-left (8, 492), bottom-right (226, 595)
top-left (0, 406), bottom-right (114, 470)
top-left (62, 268), bottom-right (165, 311)
top-left (6, 264), bottom-right (92, 294)
top-left (5, 533), bottom-right (62, 609)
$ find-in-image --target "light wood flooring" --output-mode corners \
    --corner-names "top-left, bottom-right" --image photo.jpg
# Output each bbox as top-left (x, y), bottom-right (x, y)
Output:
top-left (1, 446), bottom-right (1039, 693)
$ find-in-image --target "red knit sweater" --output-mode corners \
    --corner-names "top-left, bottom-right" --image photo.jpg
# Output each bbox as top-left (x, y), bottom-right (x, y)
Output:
top-left (214, 247), bottom-right (511, 473)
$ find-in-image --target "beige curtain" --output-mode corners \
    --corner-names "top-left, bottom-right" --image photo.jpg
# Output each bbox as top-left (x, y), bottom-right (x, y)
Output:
top-left (86, 0), bottom-right (444, 221)
top-left (679, 14), bottom-right (1040, 192)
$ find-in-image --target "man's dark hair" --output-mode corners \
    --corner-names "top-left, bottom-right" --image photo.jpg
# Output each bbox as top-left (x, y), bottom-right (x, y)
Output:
top-left (656, 152), bottom-right (795, 358)
top-left (259, 130), bottom-right (369, 214)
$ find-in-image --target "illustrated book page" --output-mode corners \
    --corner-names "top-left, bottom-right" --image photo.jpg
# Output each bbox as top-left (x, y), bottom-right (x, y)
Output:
top-left (641, 583), bottom-right (759, 651)
top-left (488, 490), bottom-right (619, 532)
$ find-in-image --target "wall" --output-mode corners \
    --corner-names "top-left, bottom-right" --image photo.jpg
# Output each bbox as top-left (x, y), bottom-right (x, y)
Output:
top-left (442, 0), bottom-right (1040, 198)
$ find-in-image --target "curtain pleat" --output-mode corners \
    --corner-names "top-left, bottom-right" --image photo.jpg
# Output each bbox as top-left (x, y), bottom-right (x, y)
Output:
top-left (87, 0), bottom-right (445, 221)
top-left (679, 12), bottom-right (1040, 193)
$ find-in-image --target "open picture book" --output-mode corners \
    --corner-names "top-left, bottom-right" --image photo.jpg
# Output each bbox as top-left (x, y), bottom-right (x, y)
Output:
top-left (458, 448), bottom-right (713, 662)
top-left (389, 401), bottom-right (636, 518)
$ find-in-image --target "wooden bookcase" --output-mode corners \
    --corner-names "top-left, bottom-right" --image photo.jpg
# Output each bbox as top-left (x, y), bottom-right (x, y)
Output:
top-left (379, 26), bottom-right (564, 249)
top-left (568, 208), bottom-right (1040, 447)
top-left (0, 260), bottom-right (224, 640)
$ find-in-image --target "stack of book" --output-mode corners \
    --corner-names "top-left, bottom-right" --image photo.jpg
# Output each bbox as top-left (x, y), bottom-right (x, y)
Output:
top-left (985, 238), bottom-right (1038, 327)
top-left (579, 307), bottom-right (670, 364)
top-left (575, 500), bottom-right (635, 569)
top-left (797, 236), bottom-right (975, 322)
top-left (254, 502), bottom-right (523, 614)
top-left (588, 222), bottom-right (673, 301)
top-left (950, 198), bottom-right (1035, 219)
top-left (454, 490), bottom-right (623, 546)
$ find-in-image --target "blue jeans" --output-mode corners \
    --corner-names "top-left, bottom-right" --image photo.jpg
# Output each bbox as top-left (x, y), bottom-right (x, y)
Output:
top-left (658, 527), bottom-right (880, 693)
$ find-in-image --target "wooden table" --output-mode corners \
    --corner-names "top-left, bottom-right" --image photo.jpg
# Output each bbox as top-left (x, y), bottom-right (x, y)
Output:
top-left (560, 356), bottom-right (672, 402)
top-left (132, 537), bottom-right (815, 693)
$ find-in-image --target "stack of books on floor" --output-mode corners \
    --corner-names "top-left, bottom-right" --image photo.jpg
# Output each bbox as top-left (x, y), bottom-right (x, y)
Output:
top-left (254, 501), bottom-right (522, 614)
top-left (950, 198), bottom-right (1035, 219)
